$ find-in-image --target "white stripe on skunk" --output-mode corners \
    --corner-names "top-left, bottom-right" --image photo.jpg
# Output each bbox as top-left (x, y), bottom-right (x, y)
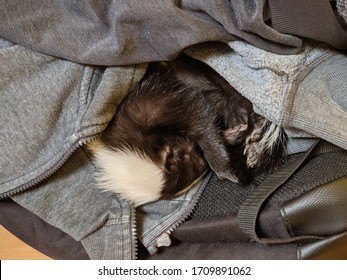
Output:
top-left (88, 141), bottom-right (165, 206)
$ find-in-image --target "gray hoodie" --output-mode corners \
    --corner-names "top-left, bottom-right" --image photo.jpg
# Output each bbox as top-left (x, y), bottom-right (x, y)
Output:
top-left (1, 0), bottom-right (346, 66)
top-left (186, 40), bottom-right (347, 154)
top-left (0, 37), bottom-right (210, 259)
top-left (1, 35), bottom-right (347, 259)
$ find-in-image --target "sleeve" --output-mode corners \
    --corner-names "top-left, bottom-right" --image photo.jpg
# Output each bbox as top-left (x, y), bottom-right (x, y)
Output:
top-left (0, 0), bottom-right (310, 66)
top-left (0, 0), bottom-right (232, 66)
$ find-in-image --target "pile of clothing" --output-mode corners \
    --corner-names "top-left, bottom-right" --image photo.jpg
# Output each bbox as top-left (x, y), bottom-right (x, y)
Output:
top-left (1, 0), bottom-right (347, 259)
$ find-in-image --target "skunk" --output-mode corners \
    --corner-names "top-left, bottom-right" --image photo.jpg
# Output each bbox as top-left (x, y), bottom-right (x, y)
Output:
top-left (89, 54), bottom-right (287, 206)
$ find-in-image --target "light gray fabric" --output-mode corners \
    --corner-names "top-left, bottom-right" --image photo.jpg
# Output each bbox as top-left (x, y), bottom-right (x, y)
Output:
top-left (0, 37), bottom-right (209, 259)
top-left (0, 37), bottom-right (146, 259)
top-left (10, 148), bottom-right (136, 260)
top-left (0, 0), bottom-right (305, 66)
top-left (337, 0), bottom-right (347, 23)
top-left (137, 173), bottom-right (211, 254)
top-left (185, 40), bottom-right (347, 154)
top-left (0, 37), bottom-right (145, 195)
top-left (285, 54), bottom-right (347, 150)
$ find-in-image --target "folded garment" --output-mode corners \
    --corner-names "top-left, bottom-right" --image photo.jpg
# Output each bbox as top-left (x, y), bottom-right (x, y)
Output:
top-left (186, 40), bottom-right (347, 154)
top-left (1, 0), bottom-right (346, 66)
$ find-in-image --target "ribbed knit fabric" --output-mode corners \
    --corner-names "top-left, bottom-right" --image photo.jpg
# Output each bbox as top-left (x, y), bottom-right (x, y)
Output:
top-left (337, 0), bottom-right (347, 24)
top-left (192, 150), bottom-right (347, 220)
top-left (268, 0), bottom-right (347, 49)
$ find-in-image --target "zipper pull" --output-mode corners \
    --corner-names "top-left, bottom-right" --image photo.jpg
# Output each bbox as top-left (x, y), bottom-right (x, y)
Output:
top-left (155, 232), bottom-right (171, 248)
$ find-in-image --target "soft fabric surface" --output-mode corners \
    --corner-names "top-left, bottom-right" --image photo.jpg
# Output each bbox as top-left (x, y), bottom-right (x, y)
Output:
top-left (1, 0), bottom-right (346, 66)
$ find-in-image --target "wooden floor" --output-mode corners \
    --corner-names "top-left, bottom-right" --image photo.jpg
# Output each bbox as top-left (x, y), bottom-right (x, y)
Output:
top-left (0, 225), bottom-right (52, 260)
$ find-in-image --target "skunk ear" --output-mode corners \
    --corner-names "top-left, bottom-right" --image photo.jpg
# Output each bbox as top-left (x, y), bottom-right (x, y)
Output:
top-left (87, 141), bottom-right (165, 207)
top-left (158, 144), bottom-right (171, 171)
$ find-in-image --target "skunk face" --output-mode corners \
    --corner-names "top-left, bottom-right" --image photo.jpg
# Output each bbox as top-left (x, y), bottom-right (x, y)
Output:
top-left (142, 132), bottom-right (209, 198)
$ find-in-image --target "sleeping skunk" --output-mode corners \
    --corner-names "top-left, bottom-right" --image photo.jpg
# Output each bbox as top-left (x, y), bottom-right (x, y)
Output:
top-left (88, 54), bottom-right (287, 206)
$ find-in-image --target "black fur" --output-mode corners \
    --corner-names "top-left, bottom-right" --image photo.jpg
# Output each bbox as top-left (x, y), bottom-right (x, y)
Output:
top-left (100, 54), bottom-right (287, 199)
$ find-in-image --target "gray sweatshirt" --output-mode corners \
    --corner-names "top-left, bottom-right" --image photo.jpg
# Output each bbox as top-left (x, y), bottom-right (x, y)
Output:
top-left (186, 40), bottom-right (347, 154)
top-left (0, 37), bottom-right (210, 259)
top-left (1, 39), bottom-right (347, 259)
top-left (1, 0), bottom-right (346, 66)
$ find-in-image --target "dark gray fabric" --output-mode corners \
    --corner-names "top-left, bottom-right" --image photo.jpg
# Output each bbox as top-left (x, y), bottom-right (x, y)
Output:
top-left (139, 205), bottom-right (296, 260)
top-left (3, 0), bottom-right (344, 66)
top-left (268, 0), bottom-right (347, 49)
top-left (190, 172), bottom-right (266, 220)
top-left (0, 197), bottom-right (297, 260)
top-left (3, 149), bottom-right (347, 259)
top-left (268, 150), bottom-right (347, 205)
top-left (191, 150), bottom-right (347, 220)
top-left (0, 198), bottom-right (90, 260)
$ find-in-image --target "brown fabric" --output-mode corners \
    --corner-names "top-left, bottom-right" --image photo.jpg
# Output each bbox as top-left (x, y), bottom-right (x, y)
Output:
top-left (283, 176), bottom-right (347, 236)
top-left (300, 232), bottom-right (347, 259)
top-left (268, 0), bottom-right (347, 49)
top-left (139, 214), bottom-right (297, 260)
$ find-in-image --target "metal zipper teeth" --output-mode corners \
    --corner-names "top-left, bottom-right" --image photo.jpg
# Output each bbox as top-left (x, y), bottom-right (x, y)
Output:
top-left (130, 205), bottom-right (138, 260)
top-left (164, 172), bottom-right (211, 236)
top-left (1, 133), bottom-right (140, 260)
top-left (0, 134), bottom-right (101, 199)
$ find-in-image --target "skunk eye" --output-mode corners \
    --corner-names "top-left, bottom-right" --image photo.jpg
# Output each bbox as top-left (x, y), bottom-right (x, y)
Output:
top-left (164, 148), bottom-right (176, 171)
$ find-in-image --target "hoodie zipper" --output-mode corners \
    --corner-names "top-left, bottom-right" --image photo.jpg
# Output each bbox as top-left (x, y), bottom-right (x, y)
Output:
top-left (1, 133), bottom-right (207, 259)
top-left (152, 172), bottom-right (211, 250)
top-left (0, 134), bottom-right (101, 199)
top-left (130, 205), bottom-right (138, 259)
top-left (1, 132), bottom-right (141, 260)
